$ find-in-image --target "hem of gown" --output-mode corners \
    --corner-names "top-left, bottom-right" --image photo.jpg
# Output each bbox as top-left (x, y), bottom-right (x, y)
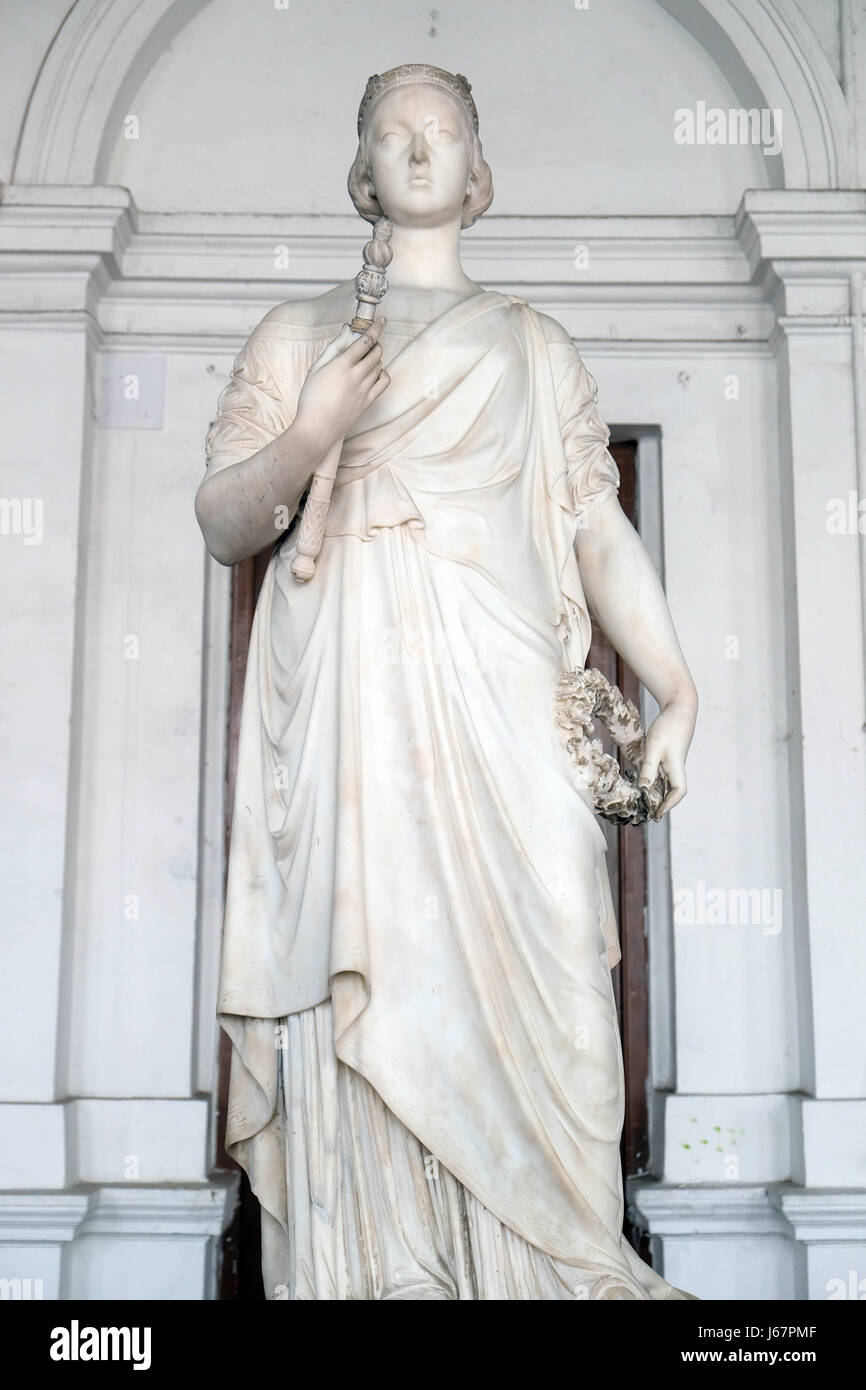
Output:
top-left (219, 1011), bottom-right (288, 1234)
top-left (220, 1010), bottom-right (696, 1301)
top-left (218, 976), bottom-right (331, 1017)
top-left (335, 1018), bottom-right (651, 1283)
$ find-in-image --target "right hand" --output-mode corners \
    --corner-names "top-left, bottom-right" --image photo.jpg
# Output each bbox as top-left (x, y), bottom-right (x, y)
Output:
top-left (295, 315), bottom-right (390, 451)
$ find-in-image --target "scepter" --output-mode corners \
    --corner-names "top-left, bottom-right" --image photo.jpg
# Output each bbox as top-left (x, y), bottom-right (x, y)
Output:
top-left (290, 216), bottom-right (394, 582)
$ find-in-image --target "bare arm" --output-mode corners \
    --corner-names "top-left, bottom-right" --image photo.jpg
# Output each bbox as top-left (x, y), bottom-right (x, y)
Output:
top-left (575, 495), bottom-right (698, 815)
top-left (195, 317), bottom-right (389, 566)
top-left (195, 416), bottom-right (323, 566)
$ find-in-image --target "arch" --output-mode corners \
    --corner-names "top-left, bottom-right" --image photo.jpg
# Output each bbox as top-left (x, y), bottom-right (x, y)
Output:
top-left (12, 0), bottom-right (212, 184)
top-left (11, 0), bottom-right (853, 190)
top-left (656, 0), bottom-right (853, 188)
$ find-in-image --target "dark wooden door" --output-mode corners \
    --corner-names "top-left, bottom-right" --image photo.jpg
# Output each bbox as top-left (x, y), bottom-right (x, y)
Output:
top-left (583, 443), bottom-right (653, 1260)
top-left (216, 441), bottom-right (652, 1293)
top-left (215, 546), bottom-right (274, 1301)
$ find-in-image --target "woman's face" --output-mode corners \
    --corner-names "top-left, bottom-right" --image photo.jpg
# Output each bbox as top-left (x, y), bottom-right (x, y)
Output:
top-left (365, 84), bottom-right (473, 229)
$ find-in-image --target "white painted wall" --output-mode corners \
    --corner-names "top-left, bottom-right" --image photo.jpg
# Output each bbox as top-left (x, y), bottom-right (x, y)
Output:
top-left (0, 0), bottom-right (70, 183)
top-left (0, 0), bottom-right (864, 1302)
top-left (105, 0), bottom-right (770, 216)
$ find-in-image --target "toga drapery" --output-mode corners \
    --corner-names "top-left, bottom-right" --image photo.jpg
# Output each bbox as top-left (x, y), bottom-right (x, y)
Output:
top-left (207, 289), bottom-right (691, 1300)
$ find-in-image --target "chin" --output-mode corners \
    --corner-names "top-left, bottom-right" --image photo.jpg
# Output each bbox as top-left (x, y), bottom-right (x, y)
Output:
top-left (386, 194), bottom-right (463, 226)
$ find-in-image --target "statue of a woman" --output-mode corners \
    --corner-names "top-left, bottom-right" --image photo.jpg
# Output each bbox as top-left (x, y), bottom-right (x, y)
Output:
top-left (196, 64), bottom-right (699, 1301)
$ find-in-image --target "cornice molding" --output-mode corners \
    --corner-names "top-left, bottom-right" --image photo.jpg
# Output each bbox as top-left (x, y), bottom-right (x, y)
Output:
top-left (736, 190), bottom-right (866, 276)
top-left (0, 1192), bottom-right (89, 1242)
top-left (74, 1179), bottom-right (238, 1237)
top-left (0, 187), bottom-right (861, 343)
top-left (773, 1190), bottom-right (866, 1242)
top-left (627, 1181), bottom-right (792, 1236)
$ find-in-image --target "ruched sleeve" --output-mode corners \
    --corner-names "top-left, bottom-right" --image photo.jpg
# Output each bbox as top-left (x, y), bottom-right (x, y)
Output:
top-left (549, 341), bottom-right (620, 523)
top-left (205, 329), bottom-right (298, 473)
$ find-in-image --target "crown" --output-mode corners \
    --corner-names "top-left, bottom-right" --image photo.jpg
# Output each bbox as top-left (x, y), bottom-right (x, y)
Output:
top-left (357, 64), bottom-right (479, 136)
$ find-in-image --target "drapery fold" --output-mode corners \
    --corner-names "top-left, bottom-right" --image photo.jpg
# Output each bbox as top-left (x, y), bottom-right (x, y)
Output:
top-left (271, 998), bottom-right (677, 1301)
top-left (213, 292), bottom-right (687, 1299)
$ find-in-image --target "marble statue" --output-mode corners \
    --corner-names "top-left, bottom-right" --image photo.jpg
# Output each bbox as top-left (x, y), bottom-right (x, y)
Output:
top-left (195, 63), bottom-right (699, 1301)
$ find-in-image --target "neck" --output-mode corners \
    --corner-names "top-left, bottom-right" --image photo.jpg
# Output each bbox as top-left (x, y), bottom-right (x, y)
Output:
top-left (385, 220), bottom-right (472, 292)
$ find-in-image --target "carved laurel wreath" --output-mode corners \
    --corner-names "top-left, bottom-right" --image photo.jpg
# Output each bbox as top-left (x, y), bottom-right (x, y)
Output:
top-left (554, 668), bottom-right (668, 825)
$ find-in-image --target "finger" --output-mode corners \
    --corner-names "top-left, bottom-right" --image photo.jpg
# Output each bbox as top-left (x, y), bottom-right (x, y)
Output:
top-left (344, 329), bottom-right (380, 366)
top-left (344, 315), bottom-right (387, 363)
top-left (638, 750), bottom-right (659, 790)
top-left (358, 362), bottom-right (387, 398)
top-left (356, 343), bottom-right (384, 378)
top-left (657, 782), bottom-right (686, 818)
top-left (656, 765), bottom-right (686, 818)
top-left (367, 369), bottom-right (390, 400)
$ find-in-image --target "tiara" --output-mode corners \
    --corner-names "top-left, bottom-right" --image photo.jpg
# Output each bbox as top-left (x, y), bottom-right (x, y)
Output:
top-left (357, 64), bottom-right (479, 136)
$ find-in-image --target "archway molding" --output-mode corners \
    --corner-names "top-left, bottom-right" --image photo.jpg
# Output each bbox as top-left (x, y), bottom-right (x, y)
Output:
top-left (11, 0), bottom-right (853, 192)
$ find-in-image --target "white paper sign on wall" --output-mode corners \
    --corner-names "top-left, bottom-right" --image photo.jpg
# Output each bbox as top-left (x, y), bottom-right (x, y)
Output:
top-left (97, 354), bottom-right (166, 429)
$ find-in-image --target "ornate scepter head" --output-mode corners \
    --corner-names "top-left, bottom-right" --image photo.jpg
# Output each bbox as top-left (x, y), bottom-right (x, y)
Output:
top-left (350, 216), bottom-right (393, 333)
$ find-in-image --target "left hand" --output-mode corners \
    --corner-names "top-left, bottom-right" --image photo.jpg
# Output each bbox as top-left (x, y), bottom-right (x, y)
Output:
top-left (638, 698), bottom-right (697, 818)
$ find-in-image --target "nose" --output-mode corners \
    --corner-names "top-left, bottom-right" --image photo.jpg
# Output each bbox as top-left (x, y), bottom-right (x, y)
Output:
top-left (408, 131), bottom-right (430, 167)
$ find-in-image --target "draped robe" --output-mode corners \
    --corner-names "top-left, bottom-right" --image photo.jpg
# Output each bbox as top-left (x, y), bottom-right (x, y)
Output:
top-left (208, 290), bottom-right (691, 1300)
